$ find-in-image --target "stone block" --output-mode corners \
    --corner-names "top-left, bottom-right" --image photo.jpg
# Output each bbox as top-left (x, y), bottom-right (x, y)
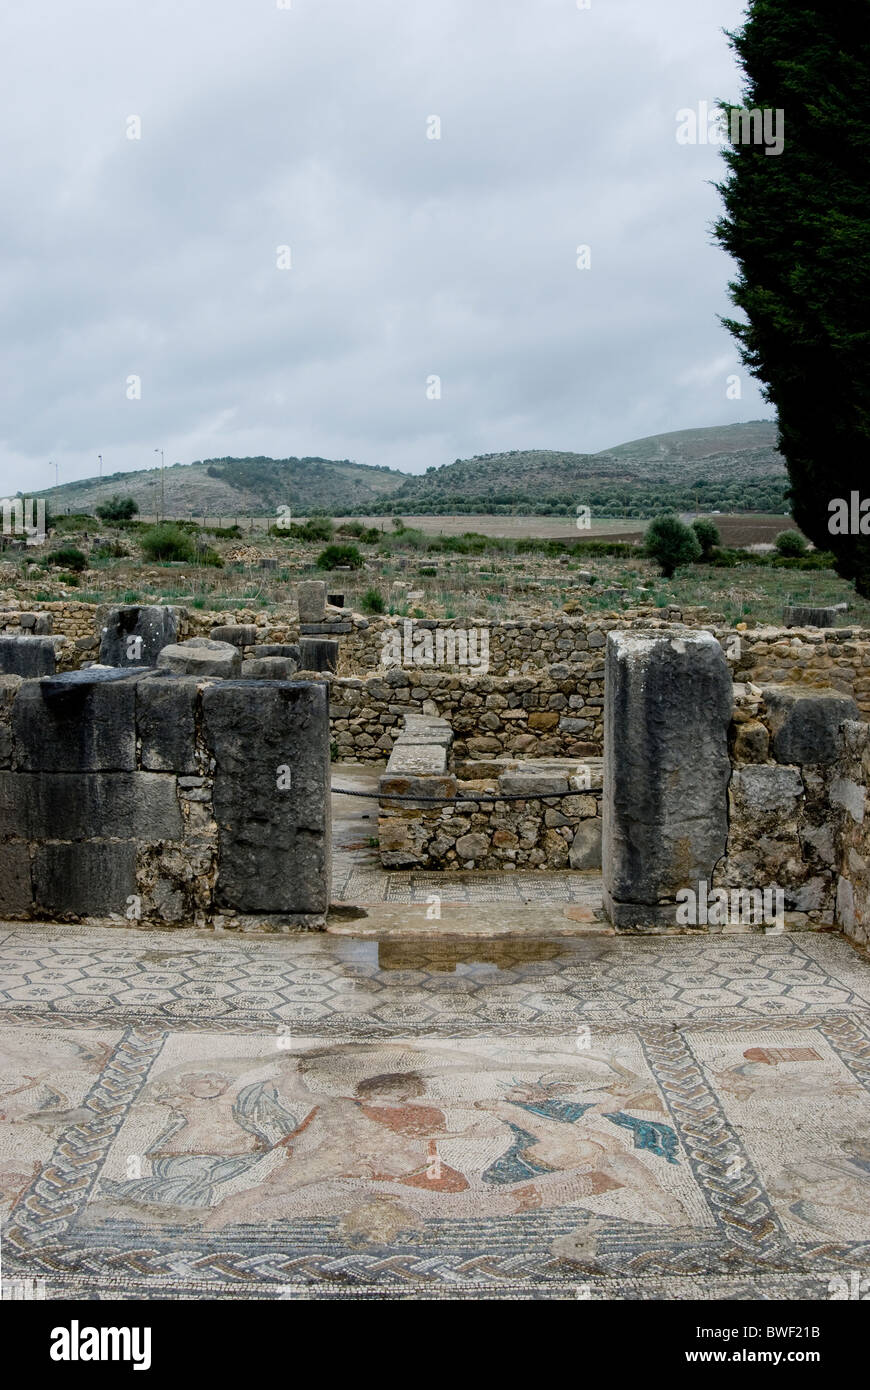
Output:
top-left (386, 743), bottom-right (448, 776)
top-left (7, 772), bottom-right (183, 840)
top-left (729, 764), bottom-right (804, 818)
top-left (12, 670), bottom-right (140, 771)
top-left (202, 681), bottom-right (331, 914)
top-left (569, 819), bottom-right (602, 870)
top-left (209, 624), bottom-right (259, 648)
top-left (0, 841), bottom-right (32, 915)
top-left (137, 676), bottom-right (199, 772)
top-left (34, 841), bottom-right (138, 917)
top-left (782, 606), bottom-right (840, 628)
top-left (455, 832), bottom-right (489, 861)
top-left (378, 774), bottom-right (457, 809)
top-left (762, 685), bottom-right (859, 766)
top-left (99, 605), bottom-right (180, 667)
top-left (240, 657), bottom-right (297, 679)
top-left (298, 639), bottom-right (338, 673)
top-left (0, 636), bottom-right (57, 677)
top-left (157, 640), bottom-right (241, 679)
top-left (297, 580), bottom-right (327, 623)
top-left (499, 771), bottom-right (569, 797)
top-left (300, 621), bottom-right (353, 635)
top-left (251, 644), bottom-right (301, 661)
top-left (603, 631), bottom-right (732, 926)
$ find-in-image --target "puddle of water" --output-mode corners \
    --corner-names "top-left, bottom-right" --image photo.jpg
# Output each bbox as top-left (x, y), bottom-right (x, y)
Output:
top-left (369, 938), bottom-right (613, 975)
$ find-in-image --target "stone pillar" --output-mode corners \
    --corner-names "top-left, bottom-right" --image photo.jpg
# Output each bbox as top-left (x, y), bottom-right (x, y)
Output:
top-left (0, 635), bottom-right (58, 676)
top-left (297, 580), bottom-right (327, 623)
top-left (202, 680), bottom-right (331, 918)
top-left (602, 631), bottom-right (732, 928)
top-left (99, 605), bottom-right (180, 667)
top-left (299, 638), bottom-right (338, 673)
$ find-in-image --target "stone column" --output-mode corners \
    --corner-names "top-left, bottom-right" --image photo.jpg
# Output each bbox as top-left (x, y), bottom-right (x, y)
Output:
top-left (602, 631), bottom-right (732, 927)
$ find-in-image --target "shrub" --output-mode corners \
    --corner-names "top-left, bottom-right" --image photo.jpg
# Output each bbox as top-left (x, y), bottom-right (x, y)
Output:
top-left (206, 525), bottom-right (242, 539)
top-left (692, 518), bottom-right (721, 559)
top-left (299, 516), bottom-right (334, 542)
top-left (361, 587), bottom-right (386, 614)
top-left (774, 529), bottom-right (808, 557)
top-left (644, 516), bottom-right (702, 577)
top-left (45, 545), bottom-right (88, 572)
top-left (315, 543), bottom-right (364, 570)
top-left (140, 523), bottom-right (196, 562)
top-left (194, 539), bottom-right (224, 568)
top-left (95, 495), bottom-right (139, 522)
top-left (54, 512), bottom-right (96, 531)
top-left (91, 540), bottom-right (129, 560)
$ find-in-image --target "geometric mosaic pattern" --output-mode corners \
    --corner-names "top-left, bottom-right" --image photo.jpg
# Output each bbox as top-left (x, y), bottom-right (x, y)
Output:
top-left (2, 923), bottom-right (870, 1299)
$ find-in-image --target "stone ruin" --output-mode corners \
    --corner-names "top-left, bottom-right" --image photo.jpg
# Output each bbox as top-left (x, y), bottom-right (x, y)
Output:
top-left (0, 587), bottom-right (867, 946)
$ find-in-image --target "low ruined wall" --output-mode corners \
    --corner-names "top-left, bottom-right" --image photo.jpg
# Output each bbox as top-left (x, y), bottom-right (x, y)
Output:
top-left (733, 628), bottom-right (870, 721)
top-left (0, 670), bottom-right (330, 929)
top-left (377, 715), bottom-right (602, 870)
top-left (716, 685), bottom-right (868, 935)
top-left (330, 665), bottom-right (603, 763)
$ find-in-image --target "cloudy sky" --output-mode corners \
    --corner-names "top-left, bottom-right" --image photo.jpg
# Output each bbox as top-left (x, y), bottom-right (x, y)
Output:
top-left (0, 0), bottom-right (769, 496)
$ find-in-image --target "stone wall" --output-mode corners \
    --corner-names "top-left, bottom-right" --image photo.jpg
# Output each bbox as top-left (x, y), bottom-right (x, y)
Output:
top-left (717, 684), bottom-right (867, 933)
top-left (377, 714), bottom-right (602, 870)
top-left (0, 670), bottom-right (330, 929)
top-left (834, 721), bottom-right (870, 948)
top-left (733, 628), bottom-right (870, 719)
top-left (330, 665), bottom-right (603, 763)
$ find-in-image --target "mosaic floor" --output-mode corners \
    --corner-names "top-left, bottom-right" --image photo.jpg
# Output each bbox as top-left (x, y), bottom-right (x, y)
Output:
top-left (2, 924), bottom-right (870, 1300)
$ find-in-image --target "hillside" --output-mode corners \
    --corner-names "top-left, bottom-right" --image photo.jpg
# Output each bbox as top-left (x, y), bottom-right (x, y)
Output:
top-left (374, 420), bottom-right (786, 516)
top-left (36, 421), bottom-right (786, 519)
top-left (35, 456), bottom-right (407, 518)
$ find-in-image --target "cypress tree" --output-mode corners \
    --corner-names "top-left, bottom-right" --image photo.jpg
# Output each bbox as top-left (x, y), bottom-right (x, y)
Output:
top-left (713, 0), bottom-right (870, 594)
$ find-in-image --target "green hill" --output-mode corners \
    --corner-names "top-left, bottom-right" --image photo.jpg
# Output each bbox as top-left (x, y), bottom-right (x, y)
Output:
top-left (36, 421), bottom-right (785, 519)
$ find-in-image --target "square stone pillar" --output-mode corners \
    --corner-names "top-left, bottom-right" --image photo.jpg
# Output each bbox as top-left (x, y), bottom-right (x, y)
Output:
top-left (603, 631), bottom-right (732, 927)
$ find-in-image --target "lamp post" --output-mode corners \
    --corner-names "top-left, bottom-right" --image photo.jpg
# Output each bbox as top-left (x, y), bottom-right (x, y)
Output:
top-left (154, 448), bottom-right (164, 521)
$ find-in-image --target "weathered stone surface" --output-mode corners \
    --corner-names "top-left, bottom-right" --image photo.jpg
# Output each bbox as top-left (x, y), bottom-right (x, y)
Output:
top-left (157, 640), bottom-right (241, 679)
top-left (5, 771), bottom-right (183, 840)
top-left (209, 624), bottom-right (259, 648)
top-left (499, 771), bottom-right (569, 797)
top-left (386, 743), bottom-right (448, 776)
top-left (762, 685), bottom-right (859, 766)
top-left (202, 681), bottom-right (330, 914)
top-left (0, 635), bottom-right (57, 677)
top-left (13, 670), bottom-right (141, 771)
top-left (731, 718), bottom-right (770, 763)
top-left (569, 819), bottom-right (602, 870)
top-left (830, 777), bottom-right (866, 824)
top-left (603, 631), bottom-right (732, 926)
top-left (137, 676), bottom-right (199, 772)
top-left (297, 580), bottom-right (327, 623)
top-left (99, 605), bottom-right (179, 667)
top-left (298, 639), bottom-right (338, 673)
top-left (783, 606), bottom-right (840, 628)
top-left (251, 644), bottom-right (301, 661)
top-left (455, 832), bottom-right (489, 861)
top-left (378, 774), bottom-right (457, 809)
top-left (729, 764), bottom-right (804, 817)
top-left (240, 657), bottom-right (297, 679)
top-left (300, 621), bottom-right (353, 635)
top-left (33, 841), bottom-right (138, 916)
top-left (0, 841), bottom-right (31, 915)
